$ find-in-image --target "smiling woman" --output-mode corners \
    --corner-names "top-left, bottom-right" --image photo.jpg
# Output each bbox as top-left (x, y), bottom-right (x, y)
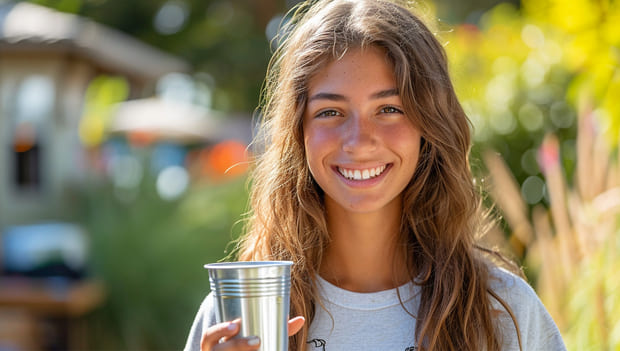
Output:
top-left (303, 46), bottom-right (421, 214)
top-left (184, 1), bottom-right (567, 350)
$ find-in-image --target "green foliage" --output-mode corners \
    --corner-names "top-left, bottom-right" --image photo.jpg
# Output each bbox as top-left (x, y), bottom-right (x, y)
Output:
top-left (25, 0), bottom-right (277, 111)
top-left (28, 0), bottom-right (81, 13)
top-left (450, 1), bottom-right (620, 349)
top-left (445, 0), bottom-right (619, 197)
top-left (79, 174), bottom-right (248, 350)
top-left (78, 0), bottom-right (274, 112)
top-left (524, 0), bottom-right (620, 149)
top-left (445, 3), bottom-right (578, 200)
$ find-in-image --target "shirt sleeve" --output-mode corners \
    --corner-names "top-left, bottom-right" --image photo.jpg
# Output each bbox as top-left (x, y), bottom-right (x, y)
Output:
top-left (183, 292), bottom-right (218, 351)
top-left (490, 268), bottom-right (567, 351)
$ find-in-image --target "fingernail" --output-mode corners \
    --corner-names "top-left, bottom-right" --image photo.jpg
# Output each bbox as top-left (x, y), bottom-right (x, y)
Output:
top-left (247, 336), bottom-right (260, 346)
top-left (227, 322), bottom-right (237, 331)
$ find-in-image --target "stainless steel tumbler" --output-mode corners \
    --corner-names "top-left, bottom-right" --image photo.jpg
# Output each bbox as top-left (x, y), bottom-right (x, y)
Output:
top-left (205, 261), bottom-right (293, 351)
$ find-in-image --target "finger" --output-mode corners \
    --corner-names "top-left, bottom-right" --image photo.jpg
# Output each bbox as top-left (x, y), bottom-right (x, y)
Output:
top-left (287, 316), bottom-right (305, 336)
top-left (201, 320), bottom-right (240, 351)
top-left (212, 336), bottom-right (260, 351)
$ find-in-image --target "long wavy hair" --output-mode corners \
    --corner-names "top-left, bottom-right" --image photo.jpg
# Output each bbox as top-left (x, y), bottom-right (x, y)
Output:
top-left (238, 0), bottom-right (521, 350)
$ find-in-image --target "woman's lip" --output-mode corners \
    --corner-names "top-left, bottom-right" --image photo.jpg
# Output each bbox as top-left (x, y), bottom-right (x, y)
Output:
top-left (336, 164), bottom-right (388, 171)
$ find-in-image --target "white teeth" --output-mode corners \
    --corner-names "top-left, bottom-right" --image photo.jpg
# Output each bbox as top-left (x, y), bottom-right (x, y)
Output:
top-left (338, 165), bottom-right (387, 180)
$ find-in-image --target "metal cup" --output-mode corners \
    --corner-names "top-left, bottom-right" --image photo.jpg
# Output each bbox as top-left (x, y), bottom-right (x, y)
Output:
top-left (205, 261), bottom-right (293, 351)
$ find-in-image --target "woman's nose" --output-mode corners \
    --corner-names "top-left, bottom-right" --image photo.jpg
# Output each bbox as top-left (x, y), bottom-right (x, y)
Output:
top-left (341, 115), bottom-right (378, 154)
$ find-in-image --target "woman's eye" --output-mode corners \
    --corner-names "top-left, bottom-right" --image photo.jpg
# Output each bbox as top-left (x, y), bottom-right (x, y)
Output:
top-left (380, 106), bottom-right (403, 114)
top-left (316, 110), bottom-right (341, 118)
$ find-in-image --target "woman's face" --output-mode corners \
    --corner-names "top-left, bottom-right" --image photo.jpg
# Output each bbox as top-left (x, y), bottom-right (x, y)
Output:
top-left (303, 47), bottom-right (422, 215)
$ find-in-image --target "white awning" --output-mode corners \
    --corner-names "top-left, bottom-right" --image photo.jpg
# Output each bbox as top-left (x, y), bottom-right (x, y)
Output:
top-left (108, 98), bottom-right (224, 143)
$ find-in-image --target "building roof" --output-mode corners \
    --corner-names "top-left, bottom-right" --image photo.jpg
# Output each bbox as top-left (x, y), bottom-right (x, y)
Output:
top-left (108, 98), bottom-right (253, 144)
top-left (0, 1), bottom-right (189, 80)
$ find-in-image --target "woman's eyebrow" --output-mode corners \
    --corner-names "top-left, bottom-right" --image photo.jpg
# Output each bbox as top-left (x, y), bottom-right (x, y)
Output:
top-left (370, 88), bottom-right (399, 99)
top-left (308, 92), bottom-right (346, 102)
top-left (308, 88), bottom-right (399, 102)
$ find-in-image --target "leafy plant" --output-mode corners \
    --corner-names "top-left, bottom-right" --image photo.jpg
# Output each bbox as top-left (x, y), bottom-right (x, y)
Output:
top-left (79, 171), bottom-right (248, 350)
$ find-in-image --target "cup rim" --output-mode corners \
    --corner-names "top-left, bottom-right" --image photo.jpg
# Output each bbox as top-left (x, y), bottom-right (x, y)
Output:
top-left (204, 261), bottom-right (293, 270)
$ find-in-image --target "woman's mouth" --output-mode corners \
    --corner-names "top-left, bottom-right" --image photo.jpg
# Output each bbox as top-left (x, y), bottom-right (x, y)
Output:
top-left (337, 165), bottom-right (388, 180)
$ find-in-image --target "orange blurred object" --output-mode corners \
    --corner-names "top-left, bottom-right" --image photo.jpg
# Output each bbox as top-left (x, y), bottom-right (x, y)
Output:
top-left (128, 130), bottom-right (157, 147)
top-left (207, 140), bottom-right (249, 177)
top-left (13, 123), bottom-right (37, 152)
top-left (14, 142), bottom-right (34, 153)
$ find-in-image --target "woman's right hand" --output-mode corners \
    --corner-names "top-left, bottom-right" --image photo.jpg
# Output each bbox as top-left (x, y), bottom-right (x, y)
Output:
top-left (200, 320), bottom-right (259, 351)
top-left (200, 317), bottom-right (305, 351)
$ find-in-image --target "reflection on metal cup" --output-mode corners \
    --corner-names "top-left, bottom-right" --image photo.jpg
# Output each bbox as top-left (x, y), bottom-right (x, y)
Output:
top-left (205, 261), bottom-right (293, 351)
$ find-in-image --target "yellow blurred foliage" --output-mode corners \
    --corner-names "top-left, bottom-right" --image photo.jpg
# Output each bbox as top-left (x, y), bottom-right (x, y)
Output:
top-left (78, 76), bottom-right (129, 147)
top-left (78, 115), bottom-right (106, 148)
top-left (445, 0), bottom-right (619, 148)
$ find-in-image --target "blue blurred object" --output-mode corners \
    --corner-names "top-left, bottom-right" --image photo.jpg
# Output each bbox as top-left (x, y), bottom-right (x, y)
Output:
top-left (1, 222), bottom-right (89, 279)
top-left (151, 142), bottom-right (187, 174)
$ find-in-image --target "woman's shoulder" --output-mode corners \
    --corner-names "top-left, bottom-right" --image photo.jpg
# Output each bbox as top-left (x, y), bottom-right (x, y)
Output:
top-left (183, 292), bottom-right (218, 351)
top-left (487, 266), bottom-right (567, 350)
top-left (198, 292), bottom-right (218, 327)
top-left (487, 266), bottom-right (536, 301)
top-left (487, 265), bottom-right (546, 314)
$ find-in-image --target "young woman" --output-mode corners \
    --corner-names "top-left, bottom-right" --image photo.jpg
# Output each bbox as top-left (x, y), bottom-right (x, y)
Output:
top-left (185, 0), bottom-right (566, 350)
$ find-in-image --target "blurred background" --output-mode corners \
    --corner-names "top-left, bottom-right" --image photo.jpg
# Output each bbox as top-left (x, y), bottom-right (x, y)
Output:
top-left (0, 0), bottom-right (617, 350)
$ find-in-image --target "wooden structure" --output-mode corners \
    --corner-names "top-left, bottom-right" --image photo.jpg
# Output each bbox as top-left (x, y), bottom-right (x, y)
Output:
top-left (0, 1), bottom-right (189, 227)
top-left (0, 3), bottom-right (189, 349)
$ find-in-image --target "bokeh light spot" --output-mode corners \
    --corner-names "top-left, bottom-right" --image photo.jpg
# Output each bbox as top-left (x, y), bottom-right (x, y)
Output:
top-left (518, 102), bottom-right (544, 131)
top-left (154, 0), bottom-right (189, 35)
top-left (521, 148), bottom-right (540, 175)
top-left (490, 109), bottom-right (517, 135)
top-left (521, 175), bottom-right (545, 204)
top-left (156, 166), bottom-right (189, 200)
top-left (522, 24), bottom-right (545, 49)
top-left (521, 56), bottom-right (547, 87)
top-left (266, 14), bottom-right (284, 43)
top-left (109, 155), bottom-right (143, 189)
top-left (549, 101), bottom-right (575, 129)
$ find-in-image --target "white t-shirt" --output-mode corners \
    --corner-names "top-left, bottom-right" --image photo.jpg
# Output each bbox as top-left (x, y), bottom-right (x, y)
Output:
top-left (307, 268), bottom-right (566, 350)
top-left (184, 268), bottom-right (566, 351)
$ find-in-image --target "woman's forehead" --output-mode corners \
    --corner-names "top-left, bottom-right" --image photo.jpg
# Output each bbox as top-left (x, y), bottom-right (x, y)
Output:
top-left (306, 47), bottom-right (397, 95)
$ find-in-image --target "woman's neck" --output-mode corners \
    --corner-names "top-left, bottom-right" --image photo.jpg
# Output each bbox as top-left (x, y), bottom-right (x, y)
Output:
top-left (319, 198), bottom-right (409, 293)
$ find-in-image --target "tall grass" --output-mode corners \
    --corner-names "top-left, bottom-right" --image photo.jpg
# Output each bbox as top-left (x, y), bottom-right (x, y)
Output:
top-left (484, 109), bottom-right (620, 350)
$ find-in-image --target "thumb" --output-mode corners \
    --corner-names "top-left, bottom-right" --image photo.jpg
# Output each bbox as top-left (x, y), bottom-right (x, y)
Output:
top-left (287, 316), bottom-right (305, 336)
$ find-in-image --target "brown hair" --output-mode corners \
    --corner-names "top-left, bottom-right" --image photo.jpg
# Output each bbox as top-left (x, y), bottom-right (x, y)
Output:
top-left (238, 0), bottom-right (520, 349)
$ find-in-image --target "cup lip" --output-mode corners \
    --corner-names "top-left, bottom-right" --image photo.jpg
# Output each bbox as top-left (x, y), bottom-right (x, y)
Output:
top-left (204, 260), bottom-right (293, 270)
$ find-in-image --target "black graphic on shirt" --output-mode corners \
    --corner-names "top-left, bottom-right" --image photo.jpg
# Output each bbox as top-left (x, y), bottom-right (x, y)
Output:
top-left (307, 338), bottom-right (417, 350)
top-left (307, 339), bottom-right (326, 350)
